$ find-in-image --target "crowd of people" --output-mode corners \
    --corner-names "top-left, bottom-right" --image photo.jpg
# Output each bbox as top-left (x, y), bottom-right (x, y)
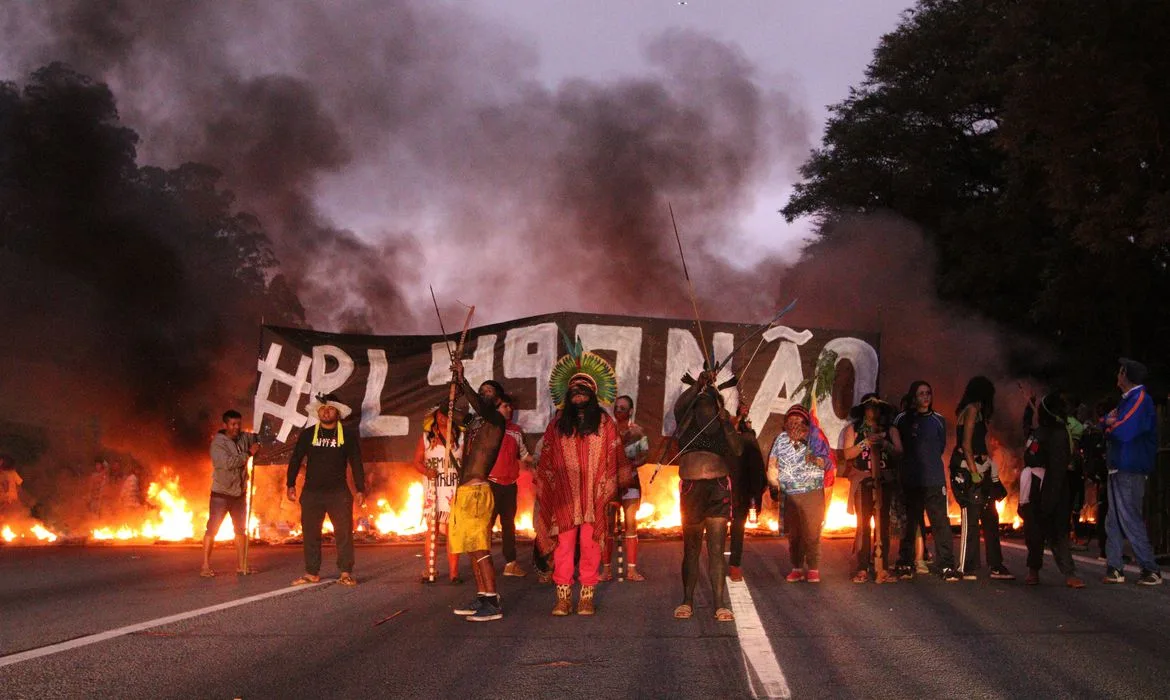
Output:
top-left (200, 354), bottom-right (1165, 622)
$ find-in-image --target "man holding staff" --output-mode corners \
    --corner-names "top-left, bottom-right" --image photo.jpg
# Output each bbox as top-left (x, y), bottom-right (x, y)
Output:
top-left (201, 409), bottom-right (258, 578)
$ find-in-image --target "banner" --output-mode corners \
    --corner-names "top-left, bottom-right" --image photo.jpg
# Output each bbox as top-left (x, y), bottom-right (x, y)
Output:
top-left (252, 312), bottom-right (880, 465)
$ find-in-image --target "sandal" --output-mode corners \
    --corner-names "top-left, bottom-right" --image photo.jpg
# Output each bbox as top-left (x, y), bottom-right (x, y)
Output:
top-left (291, 574), bottom-right (321, 586)
top-left (673, 604), bottom-right (694, 619)
top-left (236, 568), bottom-right (259, 576)
top-left (626, 568), bottom-right (646, 582)
top-left (714, 607), bottom-right (735, 622)
top-left (199, 569), bottom-right (216, 578)
top-left (852, 570), bottom-right (869, 584)
top-left (337, 573), bottom-right (358, 586)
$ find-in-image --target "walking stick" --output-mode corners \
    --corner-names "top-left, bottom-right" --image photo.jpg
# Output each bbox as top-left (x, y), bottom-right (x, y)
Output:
top-left (428, 287), bottom-right (475, 582)
top-left (614, 502), bottom-right (625, 582)
top-left (243, 319), bottom-right (265, 573)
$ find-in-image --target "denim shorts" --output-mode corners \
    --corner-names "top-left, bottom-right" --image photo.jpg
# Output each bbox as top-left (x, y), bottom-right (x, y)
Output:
top-left (206, 492), bottom-right (247, 538)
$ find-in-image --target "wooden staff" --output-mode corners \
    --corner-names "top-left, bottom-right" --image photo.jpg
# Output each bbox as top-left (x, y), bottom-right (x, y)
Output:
top-left (428, 287), bottom-right (475, 582)
top-left (243, 318), bottom-right (265, 573)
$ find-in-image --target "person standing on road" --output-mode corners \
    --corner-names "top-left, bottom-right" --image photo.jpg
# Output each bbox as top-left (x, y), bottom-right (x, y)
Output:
top-left (201, 410), bottom-right (259, 578)
top-left (672, 369), bottom-right (744, 621)
top-left (728, 404), bottom-right (767, 582)
top-left (600, 394), bottom-right (650, 582)
top-left (447, 366), bottom-right (508, 622)
top-left (1101, 359), bottom-right (1163, 586)
top-left (488, 398), bottom-right (531, 578)
top-left (768, 405), bottom-right (832, 584)
top-left (891, 380), bottom-right (959, 582)
top-left (839, 394), bottom-right (896, 584)
top-left (1019, 393), bottom-right (1085, 588)
top-left (951, 376), bottom-right (1013, 581)
top-left (287, 393), bottom-right (365, 587)
top-left (536, 351), bottom-right (631, 616)
top-left (414, 404), bottom-right (463, 583)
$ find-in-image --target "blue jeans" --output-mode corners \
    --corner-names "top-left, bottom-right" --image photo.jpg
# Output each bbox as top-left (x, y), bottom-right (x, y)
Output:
top-left (1105, 472), bottom-right (1158, 572)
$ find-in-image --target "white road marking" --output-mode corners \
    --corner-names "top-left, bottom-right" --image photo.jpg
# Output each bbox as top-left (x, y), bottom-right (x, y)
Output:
top-left (0, 581), bottom-right (330, 668)
top-left (727, 578), bottom-right (791, 699)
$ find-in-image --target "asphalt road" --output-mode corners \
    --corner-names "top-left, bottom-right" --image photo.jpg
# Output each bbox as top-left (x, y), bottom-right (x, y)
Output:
top-left (1, 535), bottom-right (1168, 699)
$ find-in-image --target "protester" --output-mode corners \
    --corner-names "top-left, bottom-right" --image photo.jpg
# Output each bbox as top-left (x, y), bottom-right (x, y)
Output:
top-left (0, 455), bottom-right (24, 512)
top-left (840, 394), bottom-right (896, 583)
top-left (201, 410), bottom-right (259, 577)
top-left (287, 393), bottom-right (365, 587)
top-left (891, 380), bottom-right (959, 581)
top-left (1019, 393), bottom-right (1084, 588)
top-left (600, 394), bottom-right (650, 582)
top-left (87, 458), bottom-right (110, 516)
top-left (728, 404), bottom-right (767, 582)
top-left (672, 369), bottom-right (743, 621)
top-left (447, 366), bottom-right (508, 621)
top-left (768, 404), bottom-right (832, 584)
top-left (1102, 359), bottom-right (1162, 586)
top-left (951, 376), bottom-right (1013, 581)
top-left (536, 350), bottom-right (631, 616)
top-left (414, 404), bottom-right (462, 583)
top-left (488, 398), bottom-right (531, 578)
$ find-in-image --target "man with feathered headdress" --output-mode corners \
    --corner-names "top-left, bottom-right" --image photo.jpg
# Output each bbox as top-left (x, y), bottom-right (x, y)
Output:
top-left (536, 343), bottom-right (634, 616)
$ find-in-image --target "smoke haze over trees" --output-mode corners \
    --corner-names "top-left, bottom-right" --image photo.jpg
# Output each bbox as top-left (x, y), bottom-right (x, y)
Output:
top-left (783, 0), bottom-right (1170, 389)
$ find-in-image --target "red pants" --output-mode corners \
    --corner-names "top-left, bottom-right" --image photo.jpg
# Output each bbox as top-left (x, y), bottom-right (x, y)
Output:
top-left (553, 523), bottom-right (601, 586)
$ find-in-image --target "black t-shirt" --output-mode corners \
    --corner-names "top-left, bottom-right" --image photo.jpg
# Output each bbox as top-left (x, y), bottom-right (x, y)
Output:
top-left (287, 423), bottom-right (365, 493)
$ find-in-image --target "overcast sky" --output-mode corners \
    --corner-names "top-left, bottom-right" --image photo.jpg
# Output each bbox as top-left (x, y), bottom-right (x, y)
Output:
top-left (464, 0), bottom-right (913, 259)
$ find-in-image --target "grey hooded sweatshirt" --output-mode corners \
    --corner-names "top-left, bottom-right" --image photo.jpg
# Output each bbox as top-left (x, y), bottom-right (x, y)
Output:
top-left (210, 430), bottom-right (257, 498)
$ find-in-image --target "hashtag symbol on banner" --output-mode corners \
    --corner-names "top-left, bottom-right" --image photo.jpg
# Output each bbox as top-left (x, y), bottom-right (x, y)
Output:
top-left (253, 343), bottom-right (311, 442)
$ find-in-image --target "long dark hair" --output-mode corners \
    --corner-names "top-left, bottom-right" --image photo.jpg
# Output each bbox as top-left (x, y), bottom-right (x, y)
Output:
top-left (956, 376), bottom-right (995, 420)
top-left (557, 395), bottom-right (603, 436)
top-left (904, 380), bottom-right (934, 413)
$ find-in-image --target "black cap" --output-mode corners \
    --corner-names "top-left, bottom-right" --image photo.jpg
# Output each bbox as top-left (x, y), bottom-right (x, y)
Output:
top-left (1119, 357), bottom-right (1149, 384)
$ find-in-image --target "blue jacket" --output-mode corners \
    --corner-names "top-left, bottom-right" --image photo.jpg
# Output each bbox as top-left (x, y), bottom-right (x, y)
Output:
top-left (1106, 386), bottom-right (1157, 474)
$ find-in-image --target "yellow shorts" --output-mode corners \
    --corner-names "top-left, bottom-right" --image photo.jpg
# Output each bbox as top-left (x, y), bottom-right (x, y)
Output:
top-left (447, 483), bottom-right (494, 555)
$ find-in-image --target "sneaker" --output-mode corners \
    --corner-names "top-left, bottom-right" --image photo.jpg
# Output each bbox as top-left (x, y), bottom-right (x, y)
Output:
top-left (1065, 576), bottom-right (1086, 589)
top-left (728, 565), bottom-right (744, 582)
top-left (1102, 567), bottom-right (1125, 584)
top-left (1137, 570), bottom-right (1164, 586)
top-left (941, 568), bottom-right (961, 582)
top-left (785, 569), bottom-right (806, 583)
top-left (989, 566), bottom-right (1016, 581)
top-left (894, 564), bottom-right (914, 581)
top-left (467, 596), bottom-right (503, 622)
top-left (453, 597), bottom-right (484, 616)
top-left (852, 570), bottom-right (869, 584)
top-left (961, 571), bottom-right (978, 581)
top-left (806, 569), bottom-right (821, 583)
top-left (503, 561), bottom-right (527, 577)
top-left (1024, 570), bottom-right (1039, 586)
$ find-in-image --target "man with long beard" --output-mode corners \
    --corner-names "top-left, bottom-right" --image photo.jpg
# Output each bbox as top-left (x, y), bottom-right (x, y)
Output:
top-left (673, 370), bottom-right (744, 622)
top-left (447, 360), bottom-right (508, 622)
top-left (536, 349), bottom-right (632, 616)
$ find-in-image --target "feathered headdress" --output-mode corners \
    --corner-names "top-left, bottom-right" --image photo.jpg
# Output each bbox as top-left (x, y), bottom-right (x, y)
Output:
top-left (549, 331), bottom-right (618, 408)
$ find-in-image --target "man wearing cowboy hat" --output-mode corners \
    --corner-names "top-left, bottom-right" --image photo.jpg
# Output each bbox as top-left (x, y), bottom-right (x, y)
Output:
top-left (287, 392), bottom-right (365, 587)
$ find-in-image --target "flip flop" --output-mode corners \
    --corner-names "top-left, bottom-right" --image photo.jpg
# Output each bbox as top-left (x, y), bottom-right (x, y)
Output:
top-left (673, 604), bottom-right (693, 619)
top-left (236, 568), bottom-right (259, 576)
top-left (714, 607), bottom-right (735, 622)
top-left (291, 574), bottom-right (321, 586)
top-left (199, 569), bottom-right (216, 578)
top-left (337, 573), bottom-right (358, 586)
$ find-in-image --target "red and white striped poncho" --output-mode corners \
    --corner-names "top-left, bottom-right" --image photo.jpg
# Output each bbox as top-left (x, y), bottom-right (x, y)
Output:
top-left (534, 410), bottom-right (632, 554)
